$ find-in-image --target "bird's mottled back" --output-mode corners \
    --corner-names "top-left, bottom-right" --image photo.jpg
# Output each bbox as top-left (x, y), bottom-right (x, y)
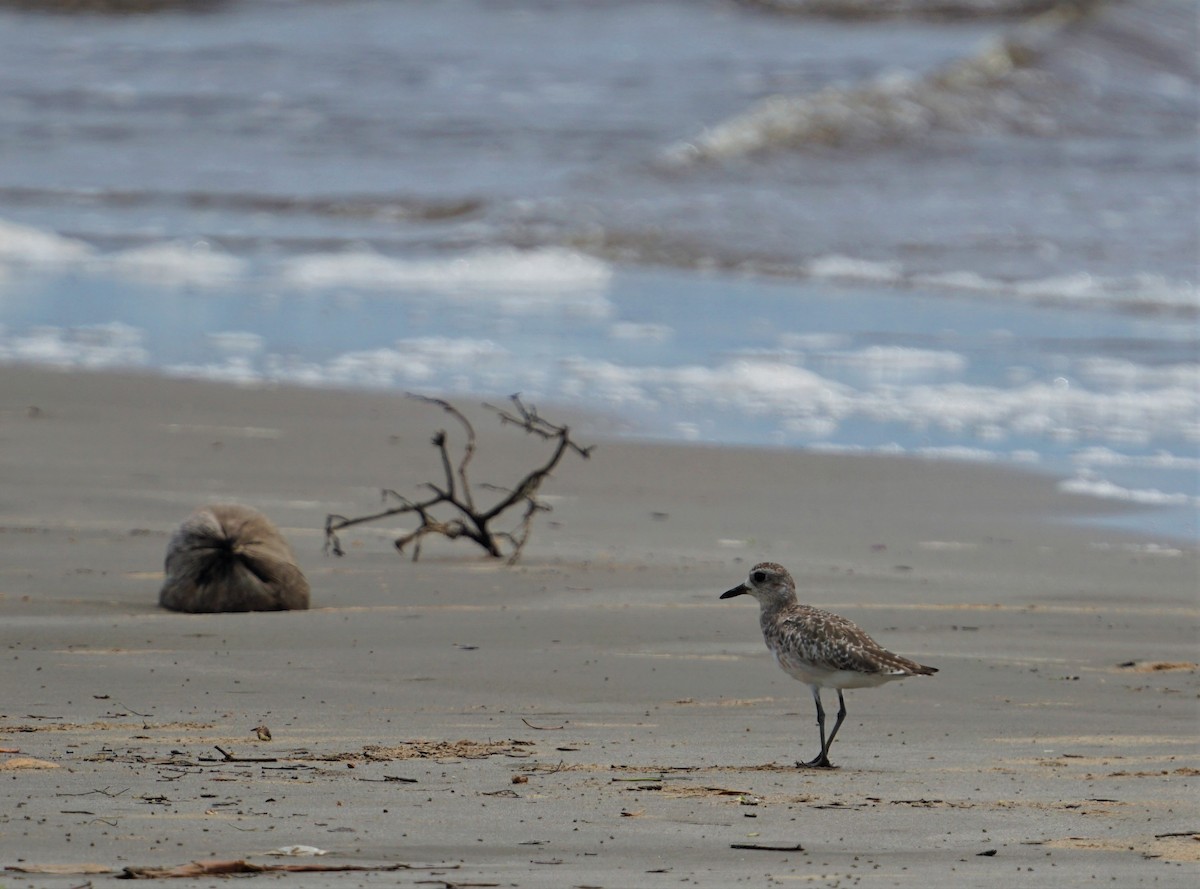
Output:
top-left (763, 603), bottom-right (936, 677)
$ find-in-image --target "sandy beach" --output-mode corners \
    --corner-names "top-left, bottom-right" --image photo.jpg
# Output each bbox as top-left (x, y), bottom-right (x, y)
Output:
top-left (0, 366), bottom-right (1195, 886)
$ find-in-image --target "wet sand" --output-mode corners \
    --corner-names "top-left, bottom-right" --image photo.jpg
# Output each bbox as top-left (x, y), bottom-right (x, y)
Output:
top-left (1, 366), bottom-right (1196, 886)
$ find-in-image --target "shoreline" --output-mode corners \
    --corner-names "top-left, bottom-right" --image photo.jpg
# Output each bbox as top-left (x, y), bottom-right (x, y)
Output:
top-left (2, 362), bottom-right (1186, 546)
top-left (1, 365), bottom-right (1196, 884)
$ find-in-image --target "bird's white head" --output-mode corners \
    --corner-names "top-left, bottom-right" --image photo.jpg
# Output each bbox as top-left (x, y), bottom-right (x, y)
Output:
top-left (720, 561), bottom-right (798, 609)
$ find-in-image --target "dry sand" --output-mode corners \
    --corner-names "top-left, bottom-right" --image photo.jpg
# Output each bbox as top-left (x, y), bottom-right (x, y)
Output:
top-left (0, 366), bottom-right (1196, 887)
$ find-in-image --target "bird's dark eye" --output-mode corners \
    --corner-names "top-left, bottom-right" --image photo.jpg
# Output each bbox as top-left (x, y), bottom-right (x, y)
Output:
top-left (752, 570), bottom-right (766, 584)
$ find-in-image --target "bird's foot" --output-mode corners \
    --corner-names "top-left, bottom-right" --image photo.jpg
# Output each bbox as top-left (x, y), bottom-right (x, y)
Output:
top-left (797, 755), bottom-right (837, 770)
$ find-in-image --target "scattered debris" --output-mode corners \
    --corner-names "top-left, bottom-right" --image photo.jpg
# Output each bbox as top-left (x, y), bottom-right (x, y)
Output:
top-left (357, 740), bottom-right (534, 761)
top-left (117, 859), bottom-right (436, 879)
top-left (1117, 661), bottom-right (1197, 673)
top-left (521, 718), bottom-right (565, 731)
top-left (730, 842), bottom-right (804, 852)
top-left (265, 845), bottom-right (327, 857)
top-left (5, 863), bottom-right (112, 875)
top-left (0, 757), bottom-right (59, 770)
top-left (209, 745), bottom-right (277, 763)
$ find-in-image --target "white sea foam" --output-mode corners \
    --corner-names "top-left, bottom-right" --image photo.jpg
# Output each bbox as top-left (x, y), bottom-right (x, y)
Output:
top-left (306, 337), bottom-right (514, 390)
top-left (557, 358), bottom-right (660, 410)
top-left (1012, 273), bottom-right (1199, 312)
top-left (793, 252), bottom-right (1200, 316)
top-left (864, 379), bottom-right (1198, 446)
top-left (101, 241), bottom-right (247, 289)
top-left (807, 255), bottom-right (904, 285)
top-left (166, 356), bottom-right (263, 385)
top-left (1107, 543), bottom-right (1186, 557)
top-left (328, 338), bottom-right (511, 388)
top-left (166, 336), bottom-right (517, 390)
top-left (0, 219), bottom-right (244, 289)
top-left (915, 268), bottom-right (1199, 314)
top-left (164, 333), bottom-right (265, 383)
top-left (0, 322), bottom-right (147, 368)
top-left (277, 247), bottom-right (614, 318)
top-left (807, 441), bottom-right (1037, 464)
top-left (1058, 476), bottom-right (1197, 507)
top-left (8, 315), bottom-right (1190, 459)
top-left (1070, 446), bottom-right (1200, 472)
top-left (1073, 358), bottom-right (1199, 391)
top-left (817, 345), bottom-right (968, 377)
top-left (553, 354), bottom-right (1197, 451)
top-left (0, 218), bottom-right (95, 265)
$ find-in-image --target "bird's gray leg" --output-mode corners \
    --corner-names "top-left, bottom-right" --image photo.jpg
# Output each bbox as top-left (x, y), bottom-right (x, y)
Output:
top-left (799, 686), bottom-right (835, 768)
top-left (821, 690), bottom-right (848, 755)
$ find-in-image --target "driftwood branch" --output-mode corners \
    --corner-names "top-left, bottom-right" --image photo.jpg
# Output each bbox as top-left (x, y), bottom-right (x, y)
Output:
top-left (324, 395), bottom-right (592, 564)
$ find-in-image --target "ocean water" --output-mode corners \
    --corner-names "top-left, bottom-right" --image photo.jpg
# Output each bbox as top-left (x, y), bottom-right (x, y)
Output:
top-left (0, 0), bottom-right (1196, 540)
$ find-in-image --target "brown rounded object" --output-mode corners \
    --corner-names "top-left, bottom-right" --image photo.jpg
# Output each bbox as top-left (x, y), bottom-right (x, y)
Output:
top-left (159, 504), bottom-right (310, 613)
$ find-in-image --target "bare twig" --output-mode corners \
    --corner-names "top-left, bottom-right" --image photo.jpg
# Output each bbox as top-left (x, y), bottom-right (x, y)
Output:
top-left (520, 718), bottom-right (565, 731)
top-left (211, 745), bottom-right (277, 763)
top-left (113, 699), bottom-right (152, 718)
top-left (409, 395), bottom-right (478, 510)
top-left (324, 395), bottom-right (592, 564)
top-left (56, 787), bottom-right (129, 798)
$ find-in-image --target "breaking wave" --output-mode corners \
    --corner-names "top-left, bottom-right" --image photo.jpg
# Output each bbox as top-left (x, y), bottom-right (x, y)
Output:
top-left (277, 247), bottom-right (614, 318)
top-left (0, 218), bottom-right (94, 265)
top-left (806, 255), bottom-right (1199, 316)
top-left (664, 1), bottom-right (1118, 162)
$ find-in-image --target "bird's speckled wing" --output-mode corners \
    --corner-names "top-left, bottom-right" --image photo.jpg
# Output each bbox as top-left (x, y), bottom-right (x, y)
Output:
top-left (764, 606), bottom-right (930, 676)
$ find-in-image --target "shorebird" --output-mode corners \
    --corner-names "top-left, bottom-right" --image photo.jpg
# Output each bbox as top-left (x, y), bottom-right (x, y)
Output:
top-left (721, 561), bottom-right (937, 768)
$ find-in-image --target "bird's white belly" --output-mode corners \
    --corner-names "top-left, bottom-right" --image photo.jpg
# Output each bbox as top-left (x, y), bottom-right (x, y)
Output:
top-left (773, 650), bottom-right (906, 690)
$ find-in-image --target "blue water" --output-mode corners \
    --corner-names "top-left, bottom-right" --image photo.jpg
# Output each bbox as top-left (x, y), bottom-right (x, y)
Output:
top-left (0, 0), bottom-right (1196, 541)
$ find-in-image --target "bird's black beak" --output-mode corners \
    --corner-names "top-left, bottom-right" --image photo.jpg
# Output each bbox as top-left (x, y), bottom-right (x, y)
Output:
top-left (720, 583), bottom-right (748, 600)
